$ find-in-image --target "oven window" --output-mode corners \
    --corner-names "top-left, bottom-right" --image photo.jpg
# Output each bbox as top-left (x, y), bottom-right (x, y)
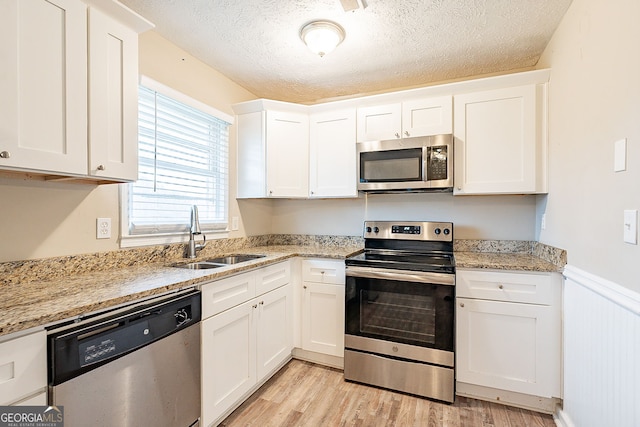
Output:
top-left (346, 276), bottom-right (454, 351)
top-left (360, 148), bottom-right (422, 182)
top-left (360, 289), bottom-right (435, 344)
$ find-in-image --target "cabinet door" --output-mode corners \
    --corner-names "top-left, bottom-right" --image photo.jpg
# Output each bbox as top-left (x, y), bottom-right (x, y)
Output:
top-left (356, 103), bottom-right (402, 142)
top-left (201, 301), bottom-right (256, 427)
top-left (256, 284), bottom-right (293, 380)
top-left (402, 96), bottom-right (452, 137)
top-left (88, 7), bottom-right (139, 181)
top-left (456, 297), bottom-right (560, 398)
top-left (0, 330), bottom-right (46, 406)
top-left (302, 282), bottom-right (345, 357)
top-left (454, 85), bottom-right (540, 194)
top-left (0, 0), bottom-right (87, 175)
top-left (309, 109), bottom-right (357, 198)
top-left (265, 111), bottom-right (309, 197)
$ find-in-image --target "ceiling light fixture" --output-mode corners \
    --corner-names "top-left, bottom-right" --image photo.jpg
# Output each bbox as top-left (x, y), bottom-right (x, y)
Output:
top-left (300, 20), bottom-right (346, 57)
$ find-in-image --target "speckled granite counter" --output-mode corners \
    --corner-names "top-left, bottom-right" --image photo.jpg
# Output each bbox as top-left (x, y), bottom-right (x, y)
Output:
top-left (0, 235), bottom-right (566, 338)
top-left (454, 240), bottom-right (566, 273)
top-left (0, 242), bottom-right (363, 337)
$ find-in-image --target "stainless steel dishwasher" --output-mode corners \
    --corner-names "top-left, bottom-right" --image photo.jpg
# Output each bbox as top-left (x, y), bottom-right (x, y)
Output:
top-left (47, 289), bottom-right (201, 427)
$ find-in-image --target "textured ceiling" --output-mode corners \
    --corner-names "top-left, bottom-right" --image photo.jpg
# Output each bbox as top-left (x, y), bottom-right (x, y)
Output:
top-left (120, 0), bottom-right (573, 104)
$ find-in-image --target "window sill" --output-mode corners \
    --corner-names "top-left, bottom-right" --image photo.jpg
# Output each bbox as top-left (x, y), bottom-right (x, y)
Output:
top-left (120, 230), bottom-right (230, 249)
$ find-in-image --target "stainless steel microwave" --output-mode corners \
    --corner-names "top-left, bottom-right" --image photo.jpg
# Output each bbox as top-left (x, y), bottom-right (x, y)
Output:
top-left (356, 135), bottom-right (453, 192)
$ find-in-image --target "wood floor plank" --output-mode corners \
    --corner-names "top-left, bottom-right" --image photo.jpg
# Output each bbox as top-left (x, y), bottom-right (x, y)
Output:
top-left (219, 360), bottom-right (557, 427)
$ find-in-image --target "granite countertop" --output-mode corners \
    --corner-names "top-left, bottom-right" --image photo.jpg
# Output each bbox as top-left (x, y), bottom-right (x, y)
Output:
top-left (454, 251), bottom-right (562, 272)
top-left (0, 236), bottom-right (566, 339)
top-left (0, 244), bottom-right (363, 338)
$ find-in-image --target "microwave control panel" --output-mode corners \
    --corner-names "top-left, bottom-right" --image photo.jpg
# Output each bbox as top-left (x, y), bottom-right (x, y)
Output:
top-left (427, 146), bottom-right (448, 180)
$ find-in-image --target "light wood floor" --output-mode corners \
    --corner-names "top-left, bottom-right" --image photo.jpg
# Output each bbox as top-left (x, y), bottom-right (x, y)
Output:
top-left (220, 359), bottom-right (556, 427)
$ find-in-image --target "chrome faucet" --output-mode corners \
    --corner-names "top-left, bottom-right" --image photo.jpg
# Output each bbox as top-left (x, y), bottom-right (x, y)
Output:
top-left (186, 205), bottom-right (206, 258)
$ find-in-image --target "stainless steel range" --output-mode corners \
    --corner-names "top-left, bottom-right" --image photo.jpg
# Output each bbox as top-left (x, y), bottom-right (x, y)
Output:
top-left (344, 221), bottom-right (455, 403)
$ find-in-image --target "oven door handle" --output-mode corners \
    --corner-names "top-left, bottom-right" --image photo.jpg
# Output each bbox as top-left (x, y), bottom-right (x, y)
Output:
top-left (345, 266), bottom-right (454, 286)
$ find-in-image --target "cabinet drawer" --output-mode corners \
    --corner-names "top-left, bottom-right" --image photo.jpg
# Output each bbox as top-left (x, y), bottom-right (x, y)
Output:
top-left (202, 272), bottom-right (256, 319)
top-left (302, 259), bottom-right (345, 284)
top-left (0, 330), bottom-right (47, 406)
top-left (255, 261), bottom-right (290, 296)
top-left (456, 269), bottom-right (555, 305)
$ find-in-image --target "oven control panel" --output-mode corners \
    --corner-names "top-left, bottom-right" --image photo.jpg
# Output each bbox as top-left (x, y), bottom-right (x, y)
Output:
top-left (364, 221), bottom-right (453, 241)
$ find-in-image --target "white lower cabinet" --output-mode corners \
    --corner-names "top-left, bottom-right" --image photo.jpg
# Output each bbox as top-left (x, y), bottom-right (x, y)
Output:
top-left (456, 269), bottom-right (561, 404)
top-left (300, 259), bottom-right (345, 358)
top-left (201, 262), bottom-right (292, 427)
top-left (0, 330), bottom-right (47, 406)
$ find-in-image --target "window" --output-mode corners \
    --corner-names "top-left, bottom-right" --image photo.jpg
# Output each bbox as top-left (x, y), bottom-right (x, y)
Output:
top-left (122, 77), bottom-right (233, 244)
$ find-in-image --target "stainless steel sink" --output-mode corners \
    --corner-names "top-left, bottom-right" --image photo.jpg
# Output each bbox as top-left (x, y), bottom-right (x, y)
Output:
top-left (204, 254), bottom-right (266, 264)
top-left (170, 261), bottom-right (225, 270)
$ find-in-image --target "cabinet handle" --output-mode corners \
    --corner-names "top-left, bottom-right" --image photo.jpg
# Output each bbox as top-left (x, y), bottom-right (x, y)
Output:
top-left (0, 151), bottom-right (10, 159)
top-left (404, 131), bottom-right (410, 137)
top-left (498, 284), bottom-right (504, 289)
top-left (460, 302), bottom-right (464, 308)
top-left (394, 132), bottom-right (400, 138)
top-left (97, 164), bottom-right (106, 171)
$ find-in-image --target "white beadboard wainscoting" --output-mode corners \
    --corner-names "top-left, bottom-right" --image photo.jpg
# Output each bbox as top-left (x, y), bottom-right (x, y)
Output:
top-left (557, 266), bottom-right (640, 427)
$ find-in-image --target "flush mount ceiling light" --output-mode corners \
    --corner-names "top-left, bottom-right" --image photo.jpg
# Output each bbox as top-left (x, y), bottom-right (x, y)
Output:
top-left (300, 20), bottom-right (346, 57)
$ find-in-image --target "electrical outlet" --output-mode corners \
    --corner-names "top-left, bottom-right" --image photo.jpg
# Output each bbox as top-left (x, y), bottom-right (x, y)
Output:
top-left (231, 216), bottom-right (239, 231)
top-left (97, 218), bottom-right (111, 239)
top-left (541, 213), bottom-right (546, 230)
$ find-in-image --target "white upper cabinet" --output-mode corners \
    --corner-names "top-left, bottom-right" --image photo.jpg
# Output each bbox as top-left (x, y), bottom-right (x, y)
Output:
top-left (356, 96), bottom-right (452, 142)
top-left (0, 0), bottom-right (88, 175)
top-left (0, 0), bottom-right (152, 182)
top-left (453, 83), bottom-right (547, 195)
top-left (235, 101), bottom-right (310, 198)
top-left (309, 108), bottom-right (357, 198)
top-left (266, 110), bottom-right (309, 197)
top-left (87, 7), bottom-right (141, 181)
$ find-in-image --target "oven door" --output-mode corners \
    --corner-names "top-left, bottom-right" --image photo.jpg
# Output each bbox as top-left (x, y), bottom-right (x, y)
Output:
top-left (345, 266), bottom-right (454, 366)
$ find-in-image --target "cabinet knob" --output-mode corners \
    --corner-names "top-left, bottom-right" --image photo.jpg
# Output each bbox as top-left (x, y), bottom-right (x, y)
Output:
top-left (498, 284), bottom-right (504, 289)
top-left (269, 190), bottom-right (273, 195)
top-left (457, 186), bottom-right (462, 191)
top-left (259, 301), bottom-right (264, 305)
top-left (252, 304), bottom-right (258, 309)
top-left (320, 271), bottom-right (325, 275)
top-left (0, 151), bottom-right (10, 159)
top-left (404, 131), bottom-right (410, 137)
top-left (310, 191), bottom-right (314, 195)
top-left (303, 285), bottom-right (307, 289)
top-left (394, 132), bottom-right (400, 138)
top-left (97, 164), bottom-right (106, 171)
top-left (460, 302), bottom-right (465, 308)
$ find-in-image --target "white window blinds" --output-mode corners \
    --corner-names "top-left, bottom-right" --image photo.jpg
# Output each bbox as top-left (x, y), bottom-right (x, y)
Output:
top-left (128, 85), bottom-right (230, 235)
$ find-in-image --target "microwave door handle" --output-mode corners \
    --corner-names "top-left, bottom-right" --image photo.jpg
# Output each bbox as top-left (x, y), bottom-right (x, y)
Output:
top-left (423, 146), bottom-right (430, 187)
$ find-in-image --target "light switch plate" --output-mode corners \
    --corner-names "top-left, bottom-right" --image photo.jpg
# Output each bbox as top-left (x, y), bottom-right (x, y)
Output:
top-left (97, 218), bottom-right (111, 239)
top-left (623, 210), bottom-right (637, 244)
top-left (231, 216), bottom-right (239, 231)
top-left (614, 138), bottom-right (627, 172)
